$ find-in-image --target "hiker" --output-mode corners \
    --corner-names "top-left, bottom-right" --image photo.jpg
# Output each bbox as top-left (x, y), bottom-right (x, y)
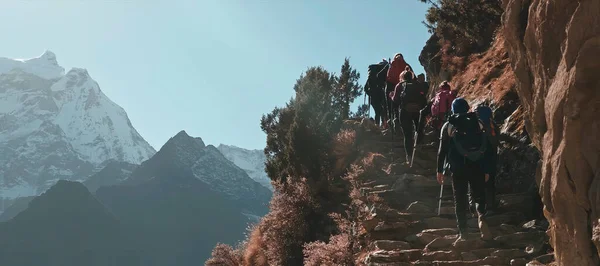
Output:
top-left (472, 104), bottom-right (499, 213)
top-left (390, 69), bottom-right (427, 162)
top-left (431, 81), bottom-right (457, 143)
top-left (436, 97), bottom-right (494, 242)
top-left (365, 59), bottom-right (389, 126)
top-left (385, 53), bottom-right (409, 127)
top-left (417, 73), bottom-right (429, 97)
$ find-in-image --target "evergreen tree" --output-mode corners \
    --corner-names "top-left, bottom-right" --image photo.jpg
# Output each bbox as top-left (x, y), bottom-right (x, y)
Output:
top-left (333, 58), bottom-right (362, 120)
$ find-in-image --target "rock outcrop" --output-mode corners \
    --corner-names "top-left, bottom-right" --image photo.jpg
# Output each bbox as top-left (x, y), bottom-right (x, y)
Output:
top-left (502, 0), bottom-right (600, 265)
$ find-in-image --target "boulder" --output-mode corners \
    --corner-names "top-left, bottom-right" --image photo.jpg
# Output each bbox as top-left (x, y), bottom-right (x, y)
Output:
top-left (503, 0), bottom-right (600, 264)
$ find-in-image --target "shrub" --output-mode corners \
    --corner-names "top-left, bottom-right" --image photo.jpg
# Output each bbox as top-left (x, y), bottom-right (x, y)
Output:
top-left (420, 0), bottom-right (503, 53)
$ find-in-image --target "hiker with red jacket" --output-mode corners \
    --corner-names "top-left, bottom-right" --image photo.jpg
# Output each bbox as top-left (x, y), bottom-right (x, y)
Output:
top-left (436, 98), bottom-right (494, 243)
top-left (390, 69), bottom-right (427, 163)
top-left (430, 81), bottom-right (457, 143)
top-left (385, 53), bottom-right (409, 127)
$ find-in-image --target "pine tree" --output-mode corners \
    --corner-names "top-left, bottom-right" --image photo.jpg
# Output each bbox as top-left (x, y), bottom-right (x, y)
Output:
top-left (334, 58), bottom-right (362, 120)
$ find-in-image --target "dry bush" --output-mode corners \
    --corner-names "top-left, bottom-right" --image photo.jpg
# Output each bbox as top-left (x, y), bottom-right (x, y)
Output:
top-left (205, 243), bottom-right (243, 266)
top-left (303, 213), bottom-right (354, 266)
top-left (243, 226), bottom-right (268, 266)
top-left (303, 233), bottom-right (353, 266)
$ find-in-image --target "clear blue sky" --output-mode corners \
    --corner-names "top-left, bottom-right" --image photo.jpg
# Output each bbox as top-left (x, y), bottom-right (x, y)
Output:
top-left (0, 1), bottom-right (431, 150)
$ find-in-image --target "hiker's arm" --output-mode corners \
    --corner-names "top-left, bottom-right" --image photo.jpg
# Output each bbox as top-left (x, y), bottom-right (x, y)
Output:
top-left (364, 80), bottom-right (370, 95)
top-left (437, 123), bottom-right (449, 174)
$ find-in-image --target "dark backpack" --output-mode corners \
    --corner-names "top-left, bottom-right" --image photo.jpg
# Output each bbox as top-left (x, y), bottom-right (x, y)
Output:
top-left (397, 82), bottom-right (426, 112)
top-left (368, 63), bottom-right (386, 80)
top-left (366, 63), bottom-right (387, 97)
top-left (447, 112), bottom-right (488, 163)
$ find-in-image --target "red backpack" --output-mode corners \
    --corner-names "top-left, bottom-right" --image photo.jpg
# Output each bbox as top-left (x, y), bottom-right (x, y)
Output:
top-left (431, 89), bottom-right (456, 117)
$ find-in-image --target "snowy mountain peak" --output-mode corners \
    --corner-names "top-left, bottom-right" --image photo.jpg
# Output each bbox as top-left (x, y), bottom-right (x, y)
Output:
top-left (217, 144), bottom-right (272, 191)
top-left (0, 51), bottom-right (65, 79)
top-left (0, 52), bottom-right (156, 198)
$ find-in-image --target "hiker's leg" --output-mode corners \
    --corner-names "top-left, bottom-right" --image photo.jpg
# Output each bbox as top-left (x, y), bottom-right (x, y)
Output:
top-left (467, 163), bottom-right (492, 240)
top-left (452, 172), bottom-right (469, 235)
top-left (399, 109), bottom-right (414, 159)
top-left (415, 111), bottom-right (425, 144)
top-left (467, 163), bottom-right (487, 216)
top-left (372, 98), bottom-right (382, 126)
top-left (385, 82), bottom-right (395, 126)
top-left (486, 151), bottom-right (498, 211)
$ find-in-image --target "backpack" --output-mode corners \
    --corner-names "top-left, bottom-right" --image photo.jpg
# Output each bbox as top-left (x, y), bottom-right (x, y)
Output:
top-left (395, 82), bottom-right (426, 112)
top-left (447, 112), bottom-right (488, 163)
top-left (431, 89), bottom-right (456, 118)
top-left (366, 63), bottom-right (387, 97)
top-left (368, 63), bottom-right (386, 80)
top-left (476, 106), bottom-right (499, 147)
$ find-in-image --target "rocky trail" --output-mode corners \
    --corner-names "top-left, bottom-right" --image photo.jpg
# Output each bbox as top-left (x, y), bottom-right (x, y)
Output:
top-left (355, 125), bottom-right (555, 266)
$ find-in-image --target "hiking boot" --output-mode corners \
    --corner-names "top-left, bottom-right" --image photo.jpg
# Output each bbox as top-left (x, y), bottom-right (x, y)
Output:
top-left (478, 215), bottom-right (493, 241)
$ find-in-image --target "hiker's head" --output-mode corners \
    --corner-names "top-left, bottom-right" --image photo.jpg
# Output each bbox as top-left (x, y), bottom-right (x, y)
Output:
top-left (476, 105), bottom-right (493, 124)
top-left (417, 74), bottom-right (425, 83)
top-left (400, 66), bottom-right (414, 82)
top-left (451, 98), bottom-right (470, 114)
top-left (394, 53), bottom-right (404, 61)
top-left (439, 81), bottom-right (451, 91)
top-left (401, 71), bottom-right (414, 82)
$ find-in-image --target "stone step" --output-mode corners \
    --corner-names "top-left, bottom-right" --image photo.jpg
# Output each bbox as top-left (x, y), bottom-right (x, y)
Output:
top-left (364, 249), bottom-right (422, 264)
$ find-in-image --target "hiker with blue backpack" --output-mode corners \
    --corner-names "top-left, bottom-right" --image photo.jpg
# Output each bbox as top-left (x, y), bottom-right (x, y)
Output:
top-left (471, 104), bottom-right (499, 213)
top-left (436, 98), bottom-right (494, 242)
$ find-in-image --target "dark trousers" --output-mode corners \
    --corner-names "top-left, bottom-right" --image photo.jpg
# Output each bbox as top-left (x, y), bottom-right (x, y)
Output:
top-left (370, 97), bottom-right (384, 126)
top-left (385, 81), bottom-right (396, 124)
top-left (469, 148), bottom-right (498, 211)
top-left (452, 162), bottom-right (487, 231)
top-left (400, 109), bottom-right (420, 158)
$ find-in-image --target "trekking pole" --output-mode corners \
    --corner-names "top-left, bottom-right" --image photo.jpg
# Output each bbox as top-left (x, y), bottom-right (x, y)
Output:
top-left (410, 111), bottom-right (424, 168)
top-left (438, 180), bottom-right (444, 216)
top-left (367, 96), bottom-right (371, 118)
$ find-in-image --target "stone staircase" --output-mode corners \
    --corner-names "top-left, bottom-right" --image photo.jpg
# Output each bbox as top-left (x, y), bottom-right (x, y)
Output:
top-left (356, 130), bottom-right (554, 266)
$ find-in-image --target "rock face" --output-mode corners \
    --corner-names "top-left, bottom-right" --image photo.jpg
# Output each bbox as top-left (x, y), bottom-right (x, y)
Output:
top-left (502, 0), bottom-right (600, 265)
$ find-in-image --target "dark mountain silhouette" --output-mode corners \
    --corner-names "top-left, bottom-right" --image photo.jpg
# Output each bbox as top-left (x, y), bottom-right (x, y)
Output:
top-left (0, 196), bottom-right (35, 222)
top-left (0, 180), bottom-right (140, 266)
top-left (95, 130), bottom-right (262, 264)
top-left (124, 130), bottom-right (271, 216)
top-left (83, 160), bottom-right (138, 193)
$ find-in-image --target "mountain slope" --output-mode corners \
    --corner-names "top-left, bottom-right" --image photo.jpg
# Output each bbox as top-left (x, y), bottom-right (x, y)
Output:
top-left (0, 51), bottom-right (156, 197)
top-left (0, 180), bottom-right (137, 266)
top-left (95, 131), bottom-right (269, 264)
top-left (83, 160), bottom-right (137, 193)
top-left (218, 144), bottom-right (273, 190)
top-left (127, 130), bottom-right (271, 215)
top-left (96, 168), bottom-right (250, 265)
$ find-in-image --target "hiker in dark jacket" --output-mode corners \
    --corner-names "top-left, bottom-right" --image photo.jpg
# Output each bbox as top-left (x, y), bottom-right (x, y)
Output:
top-left (391, 69), bottom-right (426, 163)
top-left (436, 98), bottom-right (493, 242)
top-left (474, 104), bottom-right (499, 212)
top-left (364, 60), bottom-right (388, 126)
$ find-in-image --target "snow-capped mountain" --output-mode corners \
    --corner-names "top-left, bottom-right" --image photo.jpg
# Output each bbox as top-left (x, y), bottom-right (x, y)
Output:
top-left (0, 51), bottom-right (156, 198)
top-left (217, 144), bottom-right (272, 191)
